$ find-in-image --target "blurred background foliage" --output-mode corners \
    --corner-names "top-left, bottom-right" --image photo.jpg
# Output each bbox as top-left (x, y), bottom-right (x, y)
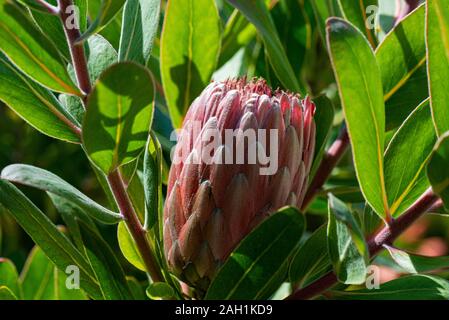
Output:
top-left (1, 0), bottom-right (447, 286)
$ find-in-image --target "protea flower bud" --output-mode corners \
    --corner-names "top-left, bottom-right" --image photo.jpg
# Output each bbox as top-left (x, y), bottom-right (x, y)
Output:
top-left (163, 78), bottom-right (316, 291)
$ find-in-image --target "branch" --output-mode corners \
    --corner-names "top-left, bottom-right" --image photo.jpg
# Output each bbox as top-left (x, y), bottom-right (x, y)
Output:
top-left (301, 126), bottom-right (350, 210)
top-left (108, 170), bottom-right (164, 282)
top-left (58, 0), bottom-right (91, 99)
top-left (288, 188), bottom-right (440, 300)
top-left (57, 0), bottom-right (164, 283)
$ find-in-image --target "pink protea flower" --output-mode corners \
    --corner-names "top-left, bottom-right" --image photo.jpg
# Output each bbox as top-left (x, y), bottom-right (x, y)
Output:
top-left (163, 78), bottom-right (316, 290)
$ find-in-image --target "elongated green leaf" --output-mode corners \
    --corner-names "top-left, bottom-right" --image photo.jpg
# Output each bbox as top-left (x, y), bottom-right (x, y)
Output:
top-left (0, 0), bottom-right (79, 95)
top-left (386, 245), bottom-right (449, 274)
top-left (1, 164), bottom-right (122, 224)
top-left (310, 95), bottom-right (335, 179)
top-left (117, 221), bottom-right (145, 271)
top-left (17, 0), bottom-right (57, 14)
top-left (48, 193), bottom-right (99, 254)
top-left (218, 0), bottom-right (274, 67)
top-left (327, 18), bottom-right (388, 220)
top-left (0, 286), bottom-right (17, 300)
top-left (289, 225), bottom-right (332, 287)
top-left (310, 0), bottom-right (341, 44)
top-left (144, 133), bottom-right (163, 233)
top-left (127, 277), bottom-right (146, 300)
top-left (426, 0), bottom-right (449, 136)
top-left (119, 0), bottom-right (160, 65)
top-left (0, 180), bottom-right (102, 299)
top-left (376, 4), bottom-right (427, 130)
top-left (25, 0), bottom-right (88, 61)
top-left (227, 0), bottom-right (301, 93)
top-left (384, 99), bottom-right (436, 216)
top-left (0, 258), bottom-right (20, 299)
top-left (218, 10), bottom-right (257, 67)
top-left (206, 207), bottom-right (305, 300)
top-left (28, 0), bottom-right (70, 61)
top-left (327, 194), bottom-right (367, 285)
top-left (0, 54), bottom-right (80, 143)
top-left (338, 0), bottom-right (378, 48)
top-left (272, 0), bottom-right (311, 77)
top-left (79, 221), bottom-right (133, 300)
top-left (83, 62), bottom-right (155, 174)
top-left (333, 275), bottom-right (449, 300)
top-left (161, 0), bottom-right (221, 128)
top-left (80, 0), bottom-right (126, 42)
top-left (427, 132), bottom-right (449, 211)
top-left (20, 246), bottom-right (88, 300)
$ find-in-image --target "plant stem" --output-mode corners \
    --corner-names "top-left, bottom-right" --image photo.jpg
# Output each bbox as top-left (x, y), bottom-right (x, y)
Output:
top-left (108, 170), bottom-right (164, 282)
top-left (301, 126), bottom-right (350, 210)
top-left (35, 0), bottom-right (59, 14)
top-left (58, 0), bottom-right (91, 99)
top-left (287, 188), bottom-right (440, 300)
top-left (57, 0), bottom-right (164, 283)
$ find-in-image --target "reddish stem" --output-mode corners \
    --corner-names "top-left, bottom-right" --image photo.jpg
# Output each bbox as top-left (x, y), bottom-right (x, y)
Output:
top-left (58, 0), bottom-right (91, 99)
top-left (301, 127), bottom-right (350, 210)
top-left (288, 188), bottom-right (440, 300)
top-left (108, 170), bottom-right (164, 282)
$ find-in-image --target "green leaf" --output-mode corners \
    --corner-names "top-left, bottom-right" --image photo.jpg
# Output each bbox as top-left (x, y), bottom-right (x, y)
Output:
top-left (20, 246), bottom-right (88, 300)
top-left (384, 99), bottom-right (436, 217)
top-left (0, 258), bottom-right (20, 298)
top-left (161, 0), bottom-right (221, 128)
top-left (48, 193), bottom-right (100, 253)
top-left (310, 95), bottom-right (335, 179)
top-left (0, 0), bottom-right (80, 95)
top-left (79, 221), bottom-right (133, 300)
top-left (227, 0), bottom-right (301, 93)
top-left (0, 286), bottom-right (17, 300)
top-left (332, 275), bottom-right (449, 300)
top-left (385, 245), bottom-right (449, 274)
top-left (17, 0), bottom-right (57, 14)
top-left (205, 207), bottom-right (305, 300)
top-left (119, 0), bottom-right (160, 65)
top-left (27, 0), bottom-right (70, 61)
top-left (83, 62), bottom-right (155, 174)
top-left (218, 10), bottom-right (256, 67)
top-left (310, 0), bottom-right (341, 44)
top-left (376, 4), bottom-right (427, 131)
top-left (117, 221), bottom-right (145, 272)
top-left (327, 18), bottom-right (388, 220)
top-left (0, 54), bottom-right (80, 143)
top-left (79, 0), bottom-right (126, 42)
top-left (272, 0), bottom-right (311, 78)
top-left (327, 194), bottom-right (367, 285)
top-left (146, 282), bottom-right (175, 300)
top-left (0, 180), bottom-right (102, 300)
top-left (426, 0), bottom-right (449, 136)
top-left (1, 164), bottom-right (122, 224)
top-left (144, 133), bottom-right (163, 233)
top-left (427, 132), bottom-right (449, 211)
top-left (289, 225), bottom-right (332, 288)
top-left (127, 277), bottom-right (146, 300)
top-left (338, 0), bottom-right (378, 48)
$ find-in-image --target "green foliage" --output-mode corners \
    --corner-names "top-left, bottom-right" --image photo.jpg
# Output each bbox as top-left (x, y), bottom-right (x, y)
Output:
top-left (327, 18), bottom-right (388, 220)
top-left (206, 207), bottom-right (305, 300)
top-left (0, 0), bottom-right (448, 302)
top-left (83, 62), bottom-right (155, 174)
top-left (426, 0), bottom-right (449, 136)
top-left (160, 0), bottom-right (221, 128)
